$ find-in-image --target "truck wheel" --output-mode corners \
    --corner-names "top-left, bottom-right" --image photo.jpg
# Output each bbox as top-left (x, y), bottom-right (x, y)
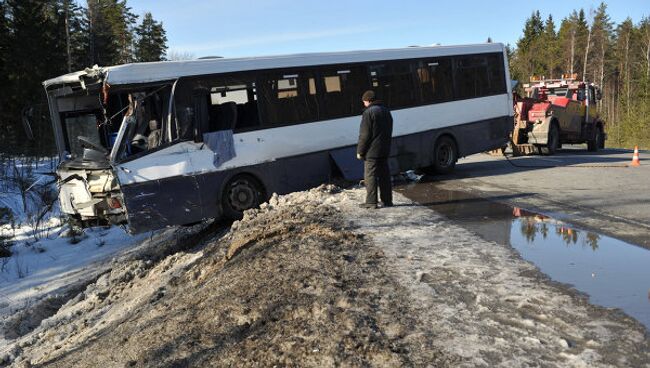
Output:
top-left (598, 128), bottom-right (605, 149)
top-left (588, 127), bottom-right (603, 152)
top-left (423, 136), bottom-right (458, 174)
top-left (540, 124), bottom-right (559, 155)
top-left (222, 174), bottom-right (265, 220)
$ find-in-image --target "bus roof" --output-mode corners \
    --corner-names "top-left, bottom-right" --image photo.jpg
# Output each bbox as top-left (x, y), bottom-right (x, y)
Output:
top-left (44, 43), bottom-right (504, 88)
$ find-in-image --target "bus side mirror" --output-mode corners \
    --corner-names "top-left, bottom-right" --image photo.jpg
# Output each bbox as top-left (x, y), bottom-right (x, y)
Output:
top-left (596, 89), bottom-right (602, 101)
top-left (192, 89), bottom-right (210, 143)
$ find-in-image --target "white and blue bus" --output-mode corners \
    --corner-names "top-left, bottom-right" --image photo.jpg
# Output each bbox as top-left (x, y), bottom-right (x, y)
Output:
top-left (43, 43), bottom-right (513, 233)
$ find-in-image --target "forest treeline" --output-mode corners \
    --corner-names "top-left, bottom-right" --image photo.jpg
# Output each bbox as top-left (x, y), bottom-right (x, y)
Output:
top-left (510, 3), bottom-right (650, 149)
top-left (0, 0), bottom-right (167, 156)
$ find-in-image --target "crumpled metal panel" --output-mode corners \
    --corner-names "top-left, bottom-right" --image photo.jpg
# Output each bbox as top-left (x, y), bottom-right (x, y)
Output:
top-left (329, 146), bottom-right (364, 181)
top-left (122, 174), bottom-right (203, 234)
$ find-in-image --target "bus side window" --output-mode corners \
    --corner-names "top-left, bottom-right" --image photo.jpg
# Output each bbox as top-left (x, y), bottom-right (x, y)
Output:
top-left (369, 61), bottom-right (419, 109)
top-left (486, 53), bottom-right (507, 95)
top-left (319, 66), bottom-right (368, 120)
top-left (204, 80), bottom-right (260, 133)
top-left (418, 58), bottom-right (453, 104)
top-left (454, 55), bottom-right (489, 99)
top-left (454, 53), bottom-right (507, 100)
top-left (258, 72), bottom-right (319, 126)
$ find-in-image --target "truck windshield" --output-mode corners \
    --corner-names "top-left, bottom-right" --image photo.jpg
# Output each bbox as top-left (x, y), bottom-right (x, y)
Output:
top-left (548, 88), bottom-right (567, 97)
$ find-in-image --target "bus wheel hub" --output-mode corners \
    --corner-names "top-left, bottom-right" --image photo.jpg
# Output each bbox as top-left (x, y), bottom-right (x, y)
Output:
top-left (229, 181), bottom-right (256, 211)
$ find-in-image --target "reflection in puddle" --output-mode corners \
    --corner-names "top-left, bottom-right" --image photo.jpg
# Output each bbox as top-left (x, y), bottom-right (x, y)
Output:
top-left (510, 208), bottom-right (650, 331)
top-left (513, 208), bottom-right (601, 249)
top-left (398, 184), bottom-right (650, 331)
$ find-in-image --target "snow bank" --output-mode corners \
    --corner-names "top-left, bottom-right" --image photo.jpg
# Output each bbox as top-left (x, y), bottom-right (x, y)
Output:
top-left (0, 157), bottom-right (163, 349)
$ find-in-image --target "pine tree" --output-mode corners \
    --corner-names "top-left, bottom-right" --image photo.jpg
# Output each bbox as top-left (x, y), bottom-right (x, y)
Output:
top-left (134, 12), bottom-right (167, 62)
top-left (0, 0), bottom-right (167, 155)
top-left (518, 10), bottom-right (544, 53)
top-left (53, 0), bottom-right (87, 71)
top-left (589, 3), bottom-right (613, 109)
top-left (615, 19), bottom-right (634, 118)
top-left (3, 0), bottom-right (61, 153)
top-left (541, 14), bottom-right (560, 78)
top-left (512, 11), bottom-right (545, 81)
top-left (571, 10), bottom-right (589, 77)
top-left (0, 1), bottom-right (9, 91)
top-left (86, 0), bottom-right (137, 66)
top-left (558, 12), bottom-right (577, 75)
top-left (0, 0), bottom-right (10, 143)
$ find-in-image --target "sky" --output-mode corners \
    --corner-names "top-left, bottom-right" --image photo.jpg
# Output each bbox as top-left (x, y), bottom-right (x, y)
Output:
top-left (126, 0), bottom-right (649, 59)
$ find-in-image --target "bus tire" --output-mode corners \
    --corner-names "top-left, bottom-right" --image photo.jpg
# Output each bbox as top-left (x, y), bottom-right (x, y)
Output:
top-left (222, 174), bottom-right (265, 220)
top-left (424, 136), bottom-right (458, 174)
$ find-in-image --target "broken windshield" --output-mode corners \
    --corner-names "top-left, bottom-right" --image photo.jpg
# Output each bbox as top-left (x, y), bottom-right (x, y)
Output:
top-left (64, 114), bottom-right (102, 159)
top-left (108, 85), bottom-right (174, 161)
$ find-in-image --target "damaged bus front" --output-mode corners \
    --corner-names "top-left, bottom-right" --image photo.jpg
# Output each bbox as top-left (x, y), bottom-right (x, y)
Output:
top-left (44, 67), bottom-right (177, 231)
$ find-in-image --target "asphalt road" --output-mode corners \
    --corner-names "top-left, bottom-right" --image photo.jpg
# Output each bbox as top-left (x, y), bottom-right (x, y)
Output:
top-left (409, 146), bottom-right (650, 248)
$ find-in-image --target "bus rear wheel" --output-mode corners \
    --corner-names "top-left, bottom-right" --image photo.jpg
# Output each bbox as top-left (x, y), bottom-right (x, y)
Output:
top-left (222, 175), bottom-right (265, 220)
top-left (423, 136), bottom-right (458, 174)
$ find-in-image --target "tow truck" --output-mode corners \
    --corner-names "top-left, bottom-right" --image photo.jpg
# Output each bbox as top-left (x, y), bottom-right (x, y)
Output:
top-left (511, 74), bottom-right (606, 155)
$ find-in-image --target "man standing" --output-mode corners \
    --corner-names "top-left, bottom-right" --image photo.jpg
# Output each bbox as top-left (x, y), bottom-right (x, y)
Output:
top-left (357, 90), bottom-right (393, 208)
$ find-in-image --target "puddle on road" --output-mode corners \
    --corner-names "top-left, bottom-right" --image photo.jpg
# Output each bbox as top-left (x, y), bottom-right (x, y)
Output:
top-left (398, 182), bottom-right (650, 331)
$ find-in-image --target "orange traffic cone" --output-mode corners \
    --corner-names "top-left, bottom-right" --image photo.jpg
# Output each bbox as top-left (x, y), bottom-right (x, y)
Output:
top-left (631, 146), bottom-right (641, 166)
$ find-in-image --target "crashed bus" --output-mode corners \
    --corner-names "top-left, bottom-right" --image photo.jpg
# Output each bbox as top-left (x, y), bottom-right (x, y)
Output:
top-left (43, 43), bottom-right (513, 233)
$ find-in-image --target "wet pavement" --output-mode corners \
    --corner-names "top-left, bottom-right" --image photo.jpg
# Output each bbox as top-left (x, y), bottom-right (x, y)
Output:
top-left (397, 180), bottom-right (650, 332)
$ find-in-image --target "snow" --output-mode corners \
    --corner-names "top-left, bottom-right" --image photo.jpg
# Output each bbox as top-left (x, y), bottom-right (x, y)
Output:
top-left (0, 158), bottom-right (152, 348)
top-left (0, 220), bottom-right (147, 316)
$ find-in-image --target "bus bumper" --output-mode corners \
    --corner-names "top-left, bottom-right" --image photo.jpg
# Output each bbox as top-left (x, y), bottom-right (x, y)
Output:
top-left (57, 166), bottom-right (127, 226)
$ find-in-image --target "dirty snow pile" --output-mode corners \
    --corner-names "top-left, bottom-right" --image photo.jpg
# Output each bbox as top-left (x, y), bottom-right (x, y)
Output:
top-left (3, 185), bottom-right (453, 367)
top-left (1, 184), bottom-right (649, 367)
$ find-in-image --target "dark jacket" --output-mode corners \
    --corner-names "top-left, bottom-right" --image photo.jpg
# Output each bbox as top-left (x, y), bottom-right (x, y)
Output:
top-left (357, 101), bottom-right (393, 159)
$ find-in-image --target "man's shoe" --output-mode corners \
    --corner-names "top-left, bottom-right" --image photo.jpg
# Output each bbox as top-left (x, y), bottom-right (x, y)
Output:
top-left (381, 202), bottom-right (394, 207)
top-left (358, 203), bottom-right (378, 209)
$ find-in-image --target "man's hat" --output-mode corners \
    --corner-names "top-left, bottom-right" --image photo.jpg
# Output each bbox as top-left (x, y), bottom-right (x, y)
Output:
top-left (362, 90), bottom-right (376, 102)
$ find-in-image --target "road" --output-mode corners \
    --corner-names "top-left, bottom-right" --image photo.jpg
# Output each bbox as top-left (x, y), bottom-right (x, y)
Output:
top-left (400, 146), bottom-right (650, 248)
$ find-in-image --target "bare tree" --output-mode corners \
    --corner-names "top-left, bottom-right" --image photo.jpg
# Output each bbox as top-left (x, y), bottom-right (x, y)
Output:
top-left (642, 17), bottom-right (650, 80)
top-left (582, 9), bottom-right (594, 81)
top-left (167, 49), bottom-right (195, 61)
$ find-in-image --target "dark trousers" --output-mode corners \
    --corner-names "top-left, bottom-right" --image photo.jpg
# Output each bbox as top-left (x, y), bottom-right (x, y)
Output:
top-left (364, 158), bottom-right (392, 205)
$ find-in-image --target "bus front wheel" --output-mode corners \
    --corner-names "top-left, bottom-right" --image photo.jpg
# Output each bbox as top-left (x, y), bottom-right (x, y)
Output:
top-left (222, 175), bottom-right (265, 220)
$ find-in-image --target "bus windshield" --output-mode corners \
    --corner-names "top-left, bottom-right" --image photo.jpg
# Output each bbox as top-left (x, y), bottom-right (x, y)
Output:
top-left (63, 113), bottom-right (102, 159)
